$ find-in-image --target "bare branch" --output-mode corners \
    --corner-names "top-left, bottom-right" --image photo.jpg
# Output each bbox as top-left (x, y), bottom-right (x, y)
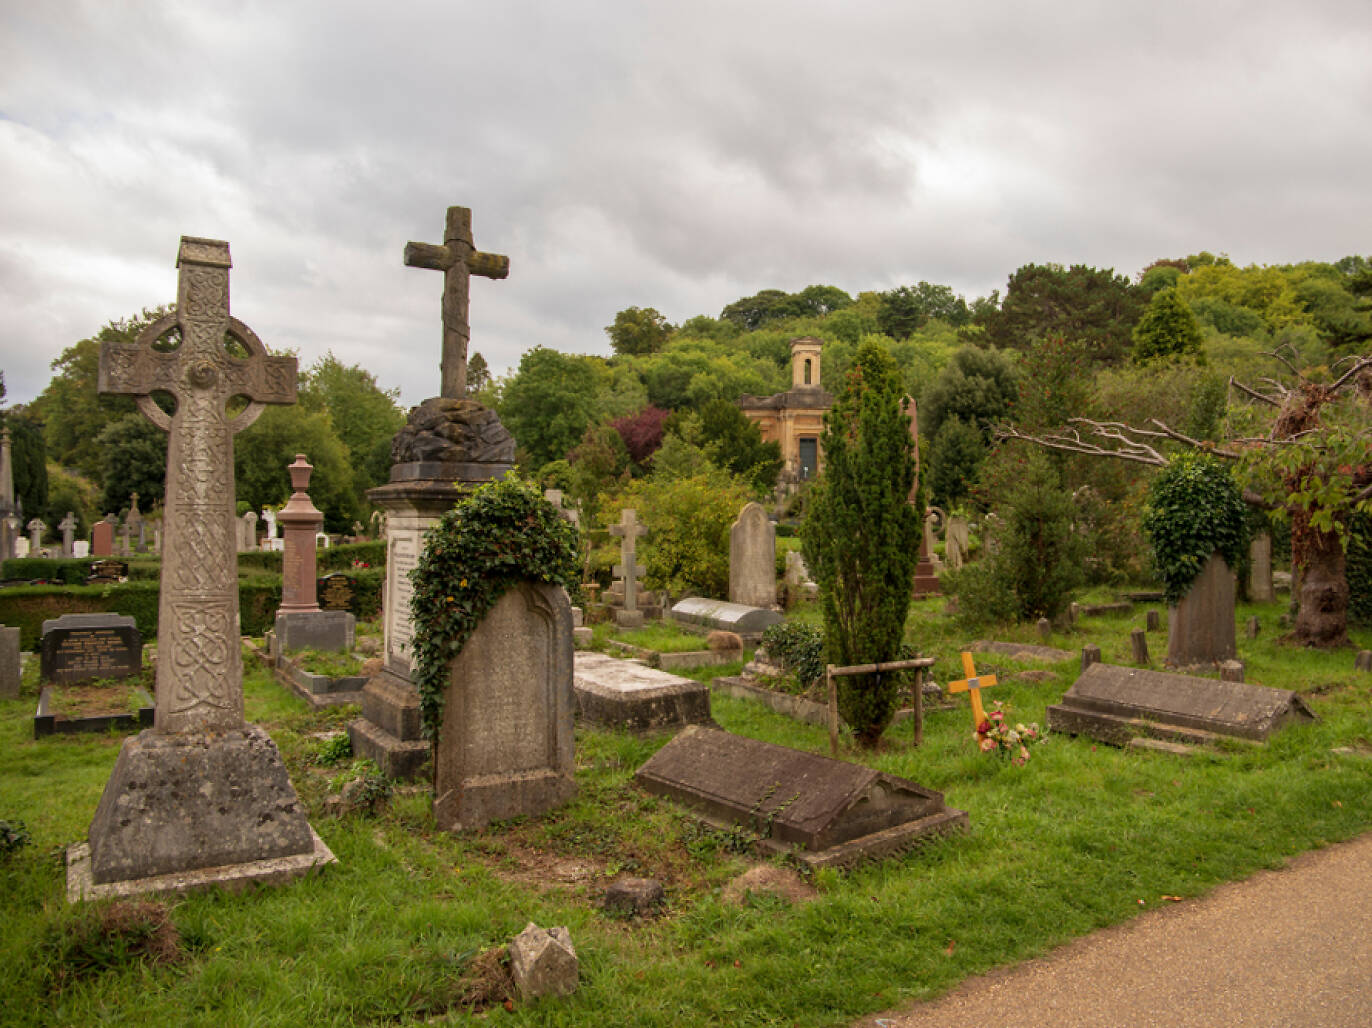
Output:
top-left (1144, 419), bottom-right (1243, 459)
top-left (998, 423), bottom-right (1166, 466)
top-left (1328, 354), bottom-right (1372, 394)
top-left (1229, 376), bottom-right (1283, 407)
top-left (1261, 348), bottom-right (1303, 379)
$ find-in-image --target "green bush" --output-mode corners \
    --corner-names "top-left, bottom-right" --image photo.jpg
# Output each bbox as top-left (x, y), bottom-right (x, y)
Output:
top-left (1348, 512), bottom-right (1371, 627)
top-left (1141, 452), bottom-right (1250, 605)
top-left (760, 622), bottom-right (825, 687)
top-left (1, 557), bottom-right (97, 585)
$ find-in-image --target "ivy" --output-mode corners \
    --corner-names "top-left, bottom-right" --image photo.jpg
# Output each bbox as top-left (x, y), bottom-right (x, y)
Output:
top-left (410, 475), bottom-right (581, 742)
top-left (1141, 452), bottom-right (1250, 605)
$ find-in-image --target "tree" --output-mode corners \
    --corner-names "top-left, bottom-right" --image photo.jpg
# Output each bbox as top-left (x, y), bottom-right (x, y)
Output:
top-left (605, 307), bottom-right (674, 356)
top-left (1, 406), bottom-right (48, 522)
top-left (720, 289), bottom-right (796, 330)
top-left (1132, 289), bottom-right (1204, 363)
top-left (692, 399), bottom-right (782, 492)
top-left (97, 414), bottom-right (168, 513)
top-left (800, 341), bottom-right (920, 747)
top-left (877, 282), bottom-right (971, 339)
top-left (918, 344), bottom-right (1019, 441)
top-left (498, 347), bottom-right (601, 470)
top-left (611, 406), bottom-right (671, 467)
top-left (925, 416), bottom-right (985, 510)
top-left (985, 264), bottom-right (1144, 363)
top-left (234, 405), bottom-right (357, 531)
top-left (467, 352), bottom-right (491, 393)
top-left (297, 352), bottom-right (405, 506)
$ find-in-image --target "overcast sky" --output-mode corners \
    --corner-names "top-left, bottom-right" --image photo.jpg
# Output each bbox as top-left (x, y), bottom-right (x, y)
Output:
top-left (3, 1), bottom-right (1370, 409)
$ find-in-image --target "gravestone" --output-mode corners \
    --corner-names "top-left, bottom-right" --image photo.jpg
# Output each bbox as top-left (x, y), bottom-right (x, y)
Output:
top-left (315, 531), bottom-right (330, 548)
top-left (70, 234), bottom-right (332, 901)
top-left (27, 518), bottom-right (45, 553)
top-left (671, 596), bottom-right (784, 636)
top-left (945, 515), bottom-right (970, 571)
top-left (14, 537), bottom-right (29, 558)
top-left (0, 427), bottom-right (14, 560)
top-left (351, 520), bottom-right (364, 539)
top-left (432, 581), bottom-right (575, 831)
top-left (729, 502), bottom-right (776, 608)
top-left (1167, 552), bottom-right (1237, 667)
top-left (239, 510), bottom-right (258, 552)
top-left (261, 508), bottom-right (282, 551)
top-left (609, 508), bottom-right (649, 628)
top-left (318, 572), bottom-right (358, 613)
top-left (573, 651), bottom-right (712, 731)
top-left (349, 202), bottom-right (516, 781)
top-left (1355, 650), bottom-right (1371, 672)
top-left (635, 725), bottom-right (968, 868)
top-left (912, 509), bottom-right (941, 597)
top-left (86, 559), bottom-right (128, 583)
top-left (1130, 628), bottom-right (1150, 664)
top-left (544, 488), bottom-right (580, 528)
top-left (41, 613), bottom-right (141, 685)
top-left (72, 540), bottom-right (90, 558)
top-left (127, 493), bottom-right (144, 552)
top-left (1047, 661), bottom-right (1315, 747)
top-left (1249, 531), bottom-right (1274, 602)
top-left (59, 512), bottom-right (78, 558)
top-left (118, 512), bottom-right (132, 556)
top-left (276, 455), bottom-right (353, 653)
top-left (1, 625), bottom-right (20, 699)
top-left (91, 518), bottom-right (114, 557)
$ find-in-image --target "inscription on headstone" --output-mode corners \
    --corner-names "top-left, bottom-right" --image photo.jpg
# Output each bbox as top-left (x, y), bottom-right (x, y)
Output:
top-left (318, 572), bottom-right (358, 612)
top-left (40, 613), bottom-right (142, 685)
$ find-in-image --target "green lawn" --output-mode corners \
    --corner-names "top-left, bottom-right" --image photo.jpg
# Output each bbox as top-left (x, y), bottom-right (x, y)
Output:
top-left (1, 596), bottom-right (1369, 1027)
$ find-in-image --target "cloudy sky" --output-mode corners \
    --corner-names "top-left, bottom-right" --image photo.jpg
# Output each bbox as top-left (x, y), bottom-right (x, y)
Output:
top-left (3, 1), bottom-right (1370, 409)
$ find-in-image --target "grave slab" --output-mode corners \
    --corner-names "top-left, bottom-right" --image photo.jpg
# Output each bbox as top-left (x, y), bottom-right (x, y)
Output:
top-left (634, 725), bottom-right (968, 868)
top-left (1047, 661), bottom-right (1316, 747)
top-left (970, 640), bottom-right (1075, 662)
top-left (573, 651), bottom-right (712, 731)
top-left (670, 597), bottom-right (784, 636)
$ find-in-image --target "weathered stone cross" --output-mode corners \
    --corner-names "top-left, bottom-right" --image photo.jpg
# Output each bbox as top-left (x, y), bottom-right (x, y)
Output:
top-left (59, 511), bottom-right (77, 557)
top-left (99, 236), bottom-right (297, 733)
top-left (609, 508), bottom-right (649, 612)
top-left (27, 518), bottom-right (44, 551)
top-left (404, 205), bottom-right (509, 399)
top-left (948, 651), bottom-right (998, 728)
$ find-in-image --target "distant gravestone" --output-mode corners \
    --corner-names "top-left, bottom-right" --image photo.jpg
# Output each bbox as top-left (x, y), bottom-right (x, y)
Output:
top-left (1, 626), bottom-right (20, 699)
top-left (86, 559), bottom-right (128, 583)
top-left (261, 508), bottom-right (281, 551)
top-left (277, 455), bottom-right (352, 653)
top-left (0, 427), bottom-right (14, 560)
top-left (127, 493), bottom-right (144, 552)
top-left (1167, 552), bottom-right (1237, 666)
top-left (945, 515), bottom-right (970, 571)
top-left (318, 572), bottom-right (358, 613)
top-left (635, 725), bottom-right (968, 868)
top-left (27, 518), bottom-right (44, 552)
top-left (239, 510), bottom-right (258, 552)
top-left (59, 512), bottom-right (78, 558)
top-left (572, 651), bottom-right (711, 731)
top-left (432, 581), bottom-right (576, 831)
top-left (670, 596), bottom-right (784, 635)
top-left (14, 537), bottom-right (29, 558)
top-left (729, 502), bottom-right (776, 608)
top-left (1355, 651), bottom-right (1372, 672)
top-left (40, 613), bottom-right (142, 685)
top-left (91, 518), bottom-right (114, 557)
top-left (72, 540), bottom-right (90, 558)
top-left (609, 508), bottom-right (649, 628)
top-left (118, 513), bottom-right (132, 555)
top-left (544, 488), bottom-right (580, 529)
top-left (1249, 532), bottom-right (1274, 603)
top-left (1047, 661), bottom-right (1315, 747)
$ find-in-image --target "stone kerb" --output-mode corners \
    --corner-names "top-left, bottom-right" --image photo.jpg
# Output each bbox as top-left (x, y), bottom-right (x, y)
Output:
top-left (729, 501), bottom-right (776, 608)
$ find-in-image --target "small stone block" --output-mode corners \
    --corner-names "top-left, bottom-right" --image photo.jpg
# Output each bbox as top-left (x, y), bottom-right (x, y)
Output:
top-left (1036, 618), bottom-right (1051, 640)
top-left (601, 876), bottom-right (664, 916)
top-left (1354, 650), bottom-right (1371, 673)
top-left (570, 605), bottom-right (584, 628)
top-left (1130, 628), bottom-right (1149, 665)
top-left (572, 626), bottom-right (593, 648)
top-left (1220, 660), bottom-right (1244, 683)
top-left (1146, 609), bottom-right (1160, 632)
top-left (1081, 644), bottom-right (1102, 672)
top-left (1247, 616), bottom-right (1261, 639)
top-left (615, 608), bottom-right (645, 629)
top-left (509, 922), bottom-right (579, 1001)
top-left (0, 626), bottom-right (19, 699)
top-left (574, 651), bottom-right (711, 731)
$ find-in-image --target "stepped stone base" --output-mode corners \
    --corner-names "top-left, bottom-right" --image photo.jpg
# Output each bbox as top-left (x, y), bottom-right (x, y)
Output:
top-left (347, 667), bottom-right (430, 779)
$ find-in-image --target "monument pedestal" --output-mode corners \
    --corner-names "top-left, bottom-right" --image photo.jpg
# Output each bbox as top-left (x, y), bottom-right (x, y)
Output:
top-left (276, 609), bottom-right (355, 654)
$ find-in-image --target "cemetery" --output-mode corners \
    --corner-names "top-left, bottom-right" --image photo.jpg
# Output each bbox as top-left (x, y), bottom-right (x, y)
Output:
top-left (0, 216), bottom-right (1369, 1027)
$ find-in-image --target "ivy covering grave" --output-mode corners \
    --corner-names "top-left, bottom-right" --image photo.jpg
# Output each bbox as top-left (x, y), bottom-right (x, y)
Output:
top-left (1141, 452), bottom-right (1249, 605)
top-left (410, 476), bottom-right (581, 741)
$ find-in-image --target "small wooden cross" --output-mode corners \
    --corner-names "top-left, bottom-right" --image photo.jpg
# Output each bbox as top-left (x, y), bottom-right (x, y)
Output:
top-left (608, 508), bottom-right (649, 613)
top-left (405, 205), bottom-right (509, 400)
top-left (948, 651), bottom-right (998, 727)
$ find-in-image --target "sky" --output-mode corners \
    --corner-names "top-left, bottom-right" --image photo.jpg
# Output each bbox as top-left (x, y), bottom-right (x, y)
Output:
top-left (2, 1), bottom-right (1371, 410)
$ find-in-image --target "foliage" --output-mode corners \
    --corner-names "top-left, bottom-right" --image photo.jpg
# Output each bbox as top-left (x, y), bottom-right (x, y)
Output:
top-left (1013, 335), bottom-right (1095, 431)
top-left (467, 351), bottom-right (491, 393)
top-left (96, 414), bottom-right (167, 513)
top-left (973, 702), bottom-right (1045, 765)
top-left (611, 406), bottom-right (671, 466)
top-left (1142, 452), bottom-right (1251, 605)
top-left (759, 621), bottom-right (825, 689)
top-left (918, 344), bottom-right (1020, 441)
top-left (42, 463), bottom-right (98, 535)
top-left (297, 352), bottom-right (405, 507)
top-left (1349, 513), bottom-right (1372, 626)
top-left (985, 263), bottom-right (1145, 364)
top-left (719, 285), bottom-right (852, 330)
top-left (925, 415), bottom-right (986, 511)
top-left (603, 468), bottom-right (754, 597)
top-left (1132, 289), bottom-right (1205, 363)
top-left (410, 476), bottom-right (581, 740)
top-left (667, 399), bottom-right (783, 492)
top-left (1, 817), bottom-right (30, 856)
top-left (234, 405), bottom-right (357, 531)
top-left (605, 306), bottom-right (674, 356)
top-left (800, 341), bottom-right (920, 746)
top-left (876, 282), bottom-right (971, 339)
top-left (498, 347), bottom-right (601, 469)
top-left (1, 407), bottom-right (47, 522)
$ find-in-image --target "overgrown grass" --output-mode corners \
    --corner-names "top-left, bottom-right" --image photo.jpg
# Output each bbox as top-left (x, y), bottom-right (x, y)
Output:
top-left (0, 596), bottom-right (1369, 1026)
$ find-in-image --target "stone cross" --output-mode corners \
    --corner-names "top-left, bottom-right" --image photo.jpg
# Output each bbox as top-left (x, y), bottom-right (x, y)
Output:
top-left (118, 513), bottom-right (132, 555)
top-left (948, 651), bottom-right (998, 728)
top-left (27, 518), bottom-right (44, 552)
top-left (609, 508), bottom-right (649, 612)
top-left (128, 492), bottom-right (145, 551)
top-left (98, 235), bottom-right (297, 733)
top-left (59, 511), bottom-right (77, 558)
top-left (404, 205), bottom-right (509, 399)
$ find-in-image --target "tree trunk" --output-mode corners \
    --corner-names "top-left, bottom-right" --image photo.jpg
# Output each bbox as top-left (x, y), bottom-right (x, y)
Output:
top-left (1289, 514), bottom-right (1350, 648)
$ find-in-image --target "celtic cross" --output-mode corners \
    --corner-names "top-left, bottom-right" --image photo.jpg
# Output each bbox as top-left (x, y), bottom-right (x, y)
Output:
top-left (404, 205), bottom-right (509, 399)
top-left (99, 236), bottom-right (297, 733)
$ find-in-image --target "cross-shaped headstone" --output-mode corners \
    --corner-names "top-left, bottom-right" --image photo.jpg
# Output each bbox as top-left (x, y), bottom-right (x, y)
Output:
top-left (99, 236), bottom-right (297, 733)
top-left (404, 205), bottom-right (509, 399)
top-left (27, 518), bottom-right (44, 551)
top-left (59, 511), bottom-right (77, 558)
top-left (128, 492), bottom-right (145, 551)
top-left (948, 651), bottom-right (998, 728)
top-left (609, 508), bottom-right (649, 613)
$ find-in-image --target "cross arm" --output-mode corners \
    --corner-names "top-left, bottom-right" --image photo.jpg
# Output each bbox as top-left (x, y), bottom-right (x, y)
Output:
top-left (98, 342), bottom-right (182, 397)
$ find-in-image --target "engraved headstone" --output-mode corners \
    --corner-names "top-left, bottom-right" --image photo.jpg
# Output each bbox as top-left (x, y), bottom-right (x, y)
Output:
top-left (91, 518), bottom-right (114, 557)
top-left (945, 515), bottom-right (970, 571)
top-left (318, 572), bottom-right (358, 613)
top-left (432, 581), bottom-right (576, 831)
top-left (573, 651), bottom-right (711, 731)
top-left (70, 235), bottom-right (332, 901)
top-left (1167, 552), bottom-right (1237, 667)
top-left (40, 613), bottom-right (141, 685)
top-left (1249, 531), bottom-right (1274, 603)
top-left (276, 454), bottom-right (353, 653)
top-left (729, 501), bottom-right (776, 608)
top-left (27, 518), bottom-right (44, 553)
top-left (72, 540), bottom-right (90, 558)
top-left (609, 508), bottom-right (649, 628)
top-left (59, 511), bottom-right (78, 558)
top-left (634, 725), bottom-right (968, 868)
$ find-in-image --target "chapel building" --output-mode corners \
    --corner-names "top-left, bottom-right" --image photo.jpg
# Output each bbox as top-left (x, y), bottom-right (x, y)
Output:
top-left (737, 336), bottom-right (832, 484)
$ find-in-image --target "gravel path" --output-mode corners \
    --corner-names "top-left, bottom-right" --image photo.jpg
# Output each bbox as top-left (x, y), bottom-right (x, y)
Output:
top-left (857, 831), bottom-right (1372, 1028)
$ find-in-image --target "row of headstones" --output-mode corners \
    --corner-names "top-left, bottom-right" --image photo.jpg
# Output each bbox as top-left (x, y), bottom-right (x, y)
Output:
top-left (4, 511), bottom-right (152, 560)
top-left (236, 508), bottom-right (379, 553)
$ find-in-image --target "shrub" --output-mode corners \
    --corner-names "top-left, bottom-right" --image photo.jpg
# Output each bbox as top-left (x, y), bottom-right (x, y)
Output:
top-left (1141, 452), bottom-right (1250, 605)
top-left (760, 622), bottom-right (825, 688)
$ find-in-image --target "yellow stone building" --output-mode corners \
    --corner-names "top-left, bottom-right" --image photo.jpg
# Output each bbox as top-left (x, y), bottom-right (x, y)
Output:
top-left (737, 336), bottom-right (832, 483)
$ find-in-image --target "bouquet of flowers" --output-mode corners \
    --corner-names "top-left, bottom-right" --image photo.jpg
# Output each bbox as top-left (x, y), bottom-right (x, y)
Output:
top-left (974, 702), bottom-right (1045, 765)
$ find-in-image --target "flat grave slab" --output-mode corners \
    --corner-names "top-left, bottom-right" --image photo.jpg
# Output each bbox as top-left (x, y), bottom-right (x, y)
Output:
top-left (40, 613), bottom-right (142, 685)
top-left (574, 651), bottom-right (711, 731)
top-left (971, 640), bottom-right (1075, 662)
top-left (670, 597), bottom-right (783, 636)
top-left (35, 685), bottom-right (153, 738)
top-left (1047, 661), bottom-right (1316, 747)
top-left (634, 725), bottom-right (967, 868)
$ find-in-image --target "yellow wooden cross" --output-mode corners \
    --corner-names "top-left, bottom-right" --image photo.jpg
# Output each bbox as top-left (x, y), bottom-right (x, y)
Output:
top-left (948, 651), bottom-right (998, 726)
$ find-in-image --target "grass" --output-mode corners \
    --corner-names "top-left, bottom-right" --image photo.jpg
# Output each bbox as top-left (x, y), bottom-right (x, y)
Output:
top-left (597, 620), bottom-right (724, 654)
top-left (0, 596), bottom-right (1369, 1026)
top-left (292, 647), bottom-right (367, 678)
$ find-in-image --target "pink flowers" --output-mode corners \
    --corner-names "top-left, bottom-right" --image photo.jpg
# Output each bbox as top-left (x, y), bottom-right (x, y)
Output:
top-left (973, 701), bottom-right (1046, 764)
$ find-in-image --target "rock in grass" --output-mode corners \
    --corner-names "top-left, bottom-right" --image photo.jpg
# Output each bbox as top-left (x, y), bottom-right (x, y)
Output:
top-left (509, 923), bottom-right (578, 1001)
top-left (601, 876), bottom-right (664, 916)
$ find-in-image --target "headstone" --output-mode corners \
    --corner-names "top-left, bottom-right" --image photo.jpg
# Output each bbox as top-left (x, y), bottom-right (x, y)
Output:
top-left (1249, 531), bottom-right (1274, 603)
top-left (1220, 659), bottom-right (1245, 683)
top-left (509, 923), bottom-right (578, 1001)
top-left (315, 531), bottom-right (330, 548)
top-left (14, 538), bottom-right (29, 558)
top-left (72, 540), bottom-right (90, 558)
top-left (27, 518), bottom-right (44, 552)
top-left (127, 493), bottom-right (144, 552)
top-left (544, 488), bottom-right (580, 528)
top-left (0, 427), bottom-right (14, 560)
top-left (1130, 628), bottom-right (1150, 665)
top-left (1247, 615), bottom-right (1261, 639)
top-left (40, 613), bottom-right (141, 685)
top-left (1036, 617), bottom-right (1051, 639)
top-left (670, 596), bottom-right (784, 635)
top-left (276, 455), bottom-right (353, 653)
top-left (729, 502), bottom-right (776, 608)
top-left (91, 518), bottom-right (114, 557)
top-left (59, 511), bottom-right (78, 558)
top-left (318, 572), bottom-right (358, 613)
top-left (912, 509), bottom-right (941, 597)
top-left (609, 508), bottom-right (649, 628)
top-left (118, 513), bottom-right (132, 556)
top-left (1355, 650), bottom-right (1371, 672)
top-left (0, 625), bottom-right (20, 699)
top-left (152, 521), bottom-right (162, 555)
top-left (573, 651), bottom-right (711, 731)
top-left (239, 510), bottom-right (258, 552)
top-left (351, 520), bottom-right (364, 538)
top-left (1081, 644), bottom-right (1102, 671)
top-left (944, 515), bottom-right (970, 571)
top-left (432, 581), bottom-right (576, 831)
top-left (1146, 609), bottom-right (1161, 632)
top-left (1047, 662), bottom-right (1316, 747)
top-left (1167, 552), bottom-right (1237, 666)
top-left (634, 725), bottom-right (968, 868)
top-left (70, 234), bottom-right (332, 902)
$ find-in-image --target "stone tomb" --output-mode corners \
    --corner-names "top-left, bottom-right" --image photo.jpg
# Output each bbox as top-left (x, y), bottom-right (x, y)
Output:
top-left (432, 581), bottom-right (576, 832)
top-left (1047, 661), bottom-right (1316, 747)
top-left (40, 613), bottom-right (142, 685)
top-left (573, 651), bottom-right (712, 731)
top-left (635, 725), bottom-right (967, 868)
top-left (671, 596), bottom-right (783, 637)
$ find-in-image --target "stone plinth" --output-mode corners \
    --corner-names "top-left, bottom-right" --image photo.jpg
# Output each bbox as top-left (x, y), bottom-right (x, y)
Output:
top-left (729, 501), bottom-right (776, 608)
top-left (277, 454), bottom-right (324, 615)
top-left (1167, 553), bottom-right (1237, 667)
top-left (432, 581), bottom-right (576, 831)
top-left (573, 651), bottom-right (711, 731)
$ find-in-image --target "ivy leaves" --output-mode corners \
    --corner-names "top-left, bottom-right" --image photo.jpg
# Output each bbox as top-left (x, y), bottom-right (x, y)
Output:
top-left (1141, 452), bottom-right (1249, 605)
top-left (410, 475), bottom-right (581, 741)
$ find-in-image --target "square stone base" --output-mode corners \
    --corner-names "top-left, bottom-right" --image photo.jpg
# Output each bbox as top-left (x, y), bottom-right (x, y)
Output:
top-left (67, 828), bottom-right (335, 902)
top-left (276, 610), bottom-right (355, 654)
top-left (614, 609), bottom-right (645, 628)
top-left (348, 715), bottom-right (431, 780)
